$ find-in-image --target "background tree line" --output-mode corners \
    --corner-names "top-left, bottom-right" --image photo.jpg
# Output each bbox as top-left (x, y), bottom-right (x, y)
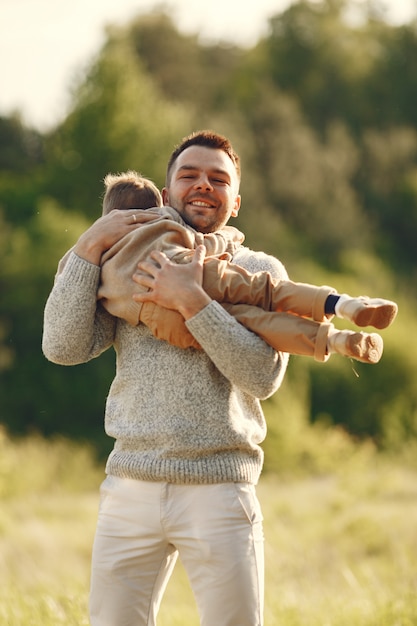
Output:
top-left (1, 0), bottom-right (416, 461)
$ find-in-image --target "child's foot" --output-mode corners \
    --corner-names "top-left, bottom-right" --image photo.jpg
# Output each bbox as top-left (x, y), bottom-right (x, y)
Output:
top-left (335, 296), bottom-right (398, 329)
top-left (328, 330), bottom-right (383, 364)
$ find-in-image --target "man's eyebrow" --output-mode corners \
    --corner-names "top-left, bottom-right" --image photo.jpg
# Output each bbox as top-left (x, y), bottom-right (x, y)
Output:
top-left (177, 164), bottom-right (230, 178)
top-left (177, 164), bottom-right (197, 172)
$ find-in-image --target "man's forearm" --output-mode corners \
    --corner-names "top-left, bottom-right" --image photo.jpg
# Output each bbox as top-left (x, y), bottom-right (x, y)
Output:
top-left (43, 253), bottom-right (114, 365)
top-left (74, 232), bottom-right (105, 266)
top-left (186, 300), bottom-right (287, 399)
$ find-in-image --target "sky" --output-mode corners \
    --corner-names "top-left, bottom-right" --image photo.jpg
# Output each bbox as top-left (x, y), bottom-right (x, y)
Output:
top-left (1, 0), bottom-right (416, 131)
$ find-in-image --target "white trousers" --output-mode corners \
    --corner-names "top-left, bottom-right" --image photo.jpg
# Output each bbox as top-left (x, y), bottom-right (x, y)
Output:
top-left (89, 476), bottom-right (265, 626)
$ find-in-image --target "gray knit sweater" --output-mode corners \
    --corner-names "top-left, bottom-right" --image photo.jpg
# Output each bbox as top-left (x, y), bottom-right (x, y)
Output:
top-left (42, 246), bottom-right (289, 485)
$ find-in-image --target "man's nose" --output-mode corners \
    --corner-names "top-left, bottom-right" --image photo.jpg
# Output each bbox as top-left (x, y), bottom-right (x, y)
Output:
top-left (194, 175), bottom-right (213, 191)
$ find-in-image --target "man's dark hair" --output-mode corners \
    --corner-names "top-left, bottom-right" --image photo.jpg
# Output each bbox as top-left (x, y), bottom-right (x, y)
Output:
top-left (166, 130), bottom-right (241, 186)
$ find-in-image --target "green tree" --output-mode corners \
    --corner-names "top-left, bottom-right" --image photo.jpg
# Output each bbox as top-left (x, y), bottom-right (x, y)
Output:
top-left (42, 32), bottom-right (190, 218)
top-left (0, 115), bottom-right (44, 174)
top-left (230, 81), bottom-right (372, 266)
top-left (0, 200), bottom-right (114, 455)
top-left (128, 10), bottom-right (245, 115)
top-left (357, 126), bottom-right (417, 275)
top-left (365, 22), bottom-right (417, 129)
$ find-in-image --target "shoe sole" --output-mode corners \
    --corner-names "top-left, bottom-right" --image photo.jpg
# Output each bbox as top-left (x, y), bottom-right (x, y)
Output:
top-left (347, 333), bottom-right (383, 364)
top-left (353, 303), bottom-right (398, 329)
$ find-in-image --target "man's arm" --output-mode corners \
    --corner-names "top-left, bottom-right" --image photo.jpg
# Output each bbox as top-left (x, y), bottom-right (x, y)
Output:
top-left (132, 247), bottom-right (288, 398)
top-left (42, 252), bottom-right (116, 365)
top-left (42, 210), bottom-right (143, 365)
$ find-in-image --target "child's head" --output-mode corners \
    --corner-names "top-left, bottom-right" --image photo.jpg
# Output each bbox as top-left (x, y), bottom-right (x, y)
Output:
top-left (102, 171), bottom-right (163, 215)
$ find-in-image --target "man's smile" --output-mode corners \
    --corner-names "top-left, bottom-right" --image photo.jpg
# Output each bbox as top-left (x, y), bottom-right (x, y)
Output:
top-left (188, 199), bottom-right (216, 209)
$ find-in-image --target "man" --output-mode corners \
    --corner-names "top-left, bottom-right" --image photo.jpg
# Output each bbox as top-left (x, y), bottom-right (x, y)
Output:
top-left (42, 130), bottom-right (289, 626)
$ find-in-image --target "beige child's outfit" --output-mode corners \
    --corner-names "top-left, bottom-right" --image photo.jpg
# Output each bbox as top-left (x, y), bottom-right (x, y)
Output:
top-left (94, 206), bottom-right (335, 362)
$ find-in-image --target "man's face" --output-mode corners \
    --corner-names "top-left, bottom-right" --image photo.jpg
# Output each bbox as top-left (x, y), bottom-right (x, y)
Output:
top-left (162, 145), bottom-right (241, 233)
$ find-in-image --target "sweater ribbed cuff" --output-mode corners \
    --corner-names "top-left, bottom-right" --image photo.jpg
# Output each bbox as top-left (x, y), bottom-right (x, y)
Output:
top-left (61, 252), bottom-right (101, 289)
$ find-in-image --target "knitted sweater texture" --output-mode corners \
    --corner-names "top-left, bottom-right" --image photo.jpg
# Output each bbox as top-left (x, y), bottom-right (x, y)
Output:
top-left (42, 246), bottom-right (289, 485)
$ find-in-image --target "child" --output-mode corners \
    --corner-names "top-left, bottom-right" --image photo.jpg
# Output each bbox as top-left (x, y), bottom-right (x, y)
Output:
top-left (63, 171), bottom-right (398, 364)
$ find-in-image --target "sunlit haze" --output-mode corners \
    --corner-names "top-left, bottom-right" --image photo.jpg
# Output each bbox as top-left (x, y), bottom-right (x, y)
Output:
top-left (1, 0), bottom-right (416, 130)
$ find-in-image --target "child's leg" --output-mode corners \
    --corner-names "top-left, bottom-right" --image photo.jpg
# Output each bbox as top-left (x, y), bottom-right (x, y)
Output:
top-left (138, 298), bottom-right (383, 364)
top-left (203, 258), bottom-right (334, 322)
top-left (222, 303), bottom-right (383, 364)
top-left (222, 303), bottom-right (331, 361)
top-left (138, 295), bottom-right (332, 358)
top-left (203, 258), bottom-right (398, 330)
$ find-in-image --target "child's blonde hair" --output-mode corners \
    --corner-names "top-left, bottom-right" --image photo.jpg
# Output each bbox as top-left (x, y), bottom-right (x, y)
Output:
top-left (102, 170), bottom-right (162, 215)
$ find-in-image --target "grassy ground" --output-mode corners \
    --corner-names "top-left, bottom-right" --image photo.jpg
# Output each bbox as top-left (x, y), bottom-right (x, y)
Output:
top-left (1, 431), bottom-right (416, 625)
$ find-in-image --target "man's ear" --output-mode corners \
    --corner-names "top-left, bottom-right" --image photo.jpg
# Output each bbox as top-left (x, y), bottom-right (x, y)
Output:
top-left (161, 188), bottom-right (169, 204)
top-left (231, 195), bottom-right (241, 218)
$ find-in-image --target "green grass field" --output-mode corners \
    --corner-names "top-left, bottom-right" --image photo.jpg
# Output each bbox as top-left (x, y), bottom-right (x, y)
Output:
top-left (1, 430), bottom-right (416, 625)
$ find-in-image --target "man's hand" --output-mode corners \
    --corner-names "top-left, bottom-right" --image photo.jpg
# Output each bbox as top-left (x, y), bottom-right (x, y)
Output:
top-left (74, 209), bottom-right (143, 266)
top-left (132, 245), bottom-right (211, 320)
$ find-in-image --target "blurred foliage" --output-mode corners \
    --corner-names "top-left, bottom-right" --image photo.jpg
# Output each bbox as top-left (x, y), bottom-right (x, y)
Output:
top-left (1, 0), bottom-right (416, 459)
